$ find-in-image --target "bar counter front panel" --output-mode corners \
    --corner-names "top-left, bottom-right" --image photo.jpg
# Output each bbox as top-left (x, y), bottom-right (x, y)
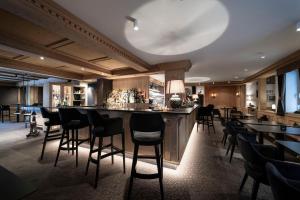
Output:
top-left (78, 106), bottom-right (197, 165)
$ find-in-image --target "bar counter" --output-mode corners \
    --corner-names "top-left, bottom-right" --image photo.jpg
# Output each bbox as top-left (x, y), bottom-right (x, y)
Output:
top-left (65, 106), bottom-right (197, 165)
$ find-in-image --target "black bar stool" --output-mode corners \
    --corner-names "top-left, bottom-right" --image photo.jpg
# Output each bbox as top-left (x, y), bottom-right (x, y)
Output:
top-left (54, 108), bottom-right (90, 167)
top-left (1, 105), bottom-right (10, 123)
top-left (40, 107), bottom-right (62, 160)
top-left (197, 106), bottom-right (215, 133)
top-left (85, 109), bottom-right (125, 188)
top-left (128, 113), bottom-right (165, 200)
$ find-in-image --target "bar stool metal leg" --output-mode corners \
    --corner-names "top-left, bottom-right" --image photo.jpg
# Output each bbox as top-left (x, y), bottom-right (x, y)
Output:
top-left (111, 135), bottom-right (114, 164)
top-left (95, 137), bottom-right (103, 188)
top-left (76, 129), bottom-right (79, 167)
top-left (128, 144), bottom-right (139, 199)
top-left (72, 129), bottom-right (75, 155)
top-left (155, 145), bottom-right (164, 200)
top-left (40, 125), bottom-right (50, 160)
top-left (54, 130), bottom-right (66, 167)
top-left (160, 143), bottom-right (163, 179)
top-left (122, 131), bottom-right (126, 174)
top-left (86, 135), bottom-right (96, 175)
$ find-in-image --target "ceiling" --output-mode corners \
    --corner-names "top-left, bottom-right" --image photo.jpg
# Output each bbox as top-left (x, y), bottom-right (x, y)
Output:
top-left (0, 67), bottom-right (49, 83)
top-left (54, 0), bottom-right (300, 82)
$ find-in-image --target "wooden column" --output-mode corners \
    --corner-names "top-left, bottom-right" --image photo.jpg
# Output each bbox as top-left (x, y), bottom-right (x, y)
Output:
top-left (164, 69), bottom-right (185, 107)
top-left (96, 78), bottom-right (112, 106)
top-left (258, 78), bottom-right (267, 111)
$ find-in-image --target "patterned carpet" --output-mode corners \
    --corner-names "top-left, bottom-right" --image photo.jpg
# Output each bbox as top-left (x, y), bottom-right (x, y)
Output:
top-left (0, 121), bottom-right (274, 200)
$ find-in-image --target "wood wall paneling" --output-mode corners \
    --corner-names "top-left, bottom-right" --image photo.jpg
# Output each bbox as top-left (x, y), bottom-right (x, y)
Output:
top-left (112, 76), bottom-right (149, 99)
top-left (204, 85), bottom-right (242, 108)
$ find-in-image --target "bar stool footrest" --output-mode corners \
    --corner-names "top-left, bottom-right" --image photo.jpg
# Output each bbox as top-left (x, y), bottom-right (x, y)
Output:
top-left (137, 155), bottom-right (160, 159)
top-left (60, 146), bottom-right (76, 151)
top-left (134, 172), bottom-right (160, 179)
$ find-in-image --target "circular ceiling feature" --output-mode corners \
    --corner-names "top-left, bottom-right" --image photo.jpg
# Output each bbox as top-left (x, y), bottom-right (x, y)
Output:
top-left (125, 0), bottom-right (229, 55)
top-left (185, 77), bottom-right (211, 83)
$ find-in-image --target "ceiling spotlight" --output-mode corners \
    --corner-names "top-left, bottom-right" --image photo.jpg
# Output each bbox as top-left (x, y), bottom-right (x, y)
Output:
top-left (126, 16), bottom-right (139, 31)
top-left (40, 56), bottom-right (44, 60)
top-left (297, 22), bottom-right (300, 32)
top-left (260, 55), bottom-right (266, 59)
top-left (244, 68), bottom-right (249, 72)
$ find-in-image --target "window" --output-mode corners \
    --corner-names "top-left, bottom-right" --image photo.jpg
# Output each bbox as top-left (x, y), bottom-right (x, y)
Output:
top-left (285, 69), bottom-right (300, 113)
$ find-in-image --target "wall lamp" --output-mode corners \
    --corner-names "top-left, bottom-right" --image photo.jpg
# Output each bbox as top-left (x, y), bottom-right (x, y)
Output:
top-left (211, 92), bottom-right (216, 98)
top-left (236, 92), bottom-right (240, 97)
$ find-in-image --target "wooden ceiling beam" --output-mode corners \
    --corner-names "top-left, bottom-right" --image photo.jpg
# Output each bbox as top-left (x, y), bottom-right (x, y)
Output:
top-left (0, 0), bottom-right (151, 72)
top-left (0, 31), bottom-right (112, 76)
top-left (46, 38), bottom-right (74, 49)
top-left (89, 56), bottom-right (111, 63)
top-left (12, 55), bottom-right (29, 60)
top-left (110, 60), bottom-right (192, 78)
top-left (0, 56), bottom-right (83, 80)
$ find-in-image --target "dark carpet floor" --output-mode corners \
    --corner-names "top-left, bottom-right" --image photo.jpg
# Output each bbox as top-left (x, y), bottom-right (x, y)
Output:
top-left (0, 121), bottom-right (274, 200)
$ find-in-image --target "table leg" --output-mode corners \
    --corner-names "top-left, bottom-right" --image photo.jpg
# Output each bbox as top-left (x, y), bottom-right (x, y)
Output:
top-left (276, 143), bottom-right (285, 161)
top-left (226, 109), bottom-right (228, 121)
top-left (258, 132), bottom-right (264, 144)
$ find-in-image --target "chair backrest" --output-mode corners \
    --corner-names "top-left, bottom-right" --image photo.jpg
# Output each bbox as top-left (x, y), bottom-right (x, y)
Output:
top-left (266, 162), bottom-right (300, 200)
top-left (1, 105), bottom-right (10, 111)
top-left (237, 134), bottom-right (264, 165)
top-left (58, 108), bottom-right (81, 126)
top-left (87, 109), bottom-right (106, 127)
top-left (207, 104), bottom-right (214, 109)
top-left (40, 107), bottom-right (50, 118)
top-left (130, 112), bottom-right (165, 142)
top-left (197, 107), bottom-right (206, 118)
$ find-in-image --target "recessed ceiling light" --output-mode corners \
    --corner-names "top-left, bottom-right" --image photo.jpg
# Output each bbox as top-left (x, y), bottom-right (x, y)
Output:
top-left (40, 56), bottom-right (44, 60)
top-left (234, 76), bottom-right (239, 79)
top-left (126, 16), bottom-right (139, 31)
top-left (260, 55), bottom-right (266, 59)
top-left (244, 68), bottom-right (249, 72)
top-left (297, 22), bottom-right (300, 32)
top-left (133, 20), bottom-right (139, 31)
top-left (185, 77), bottom-right (210, 83)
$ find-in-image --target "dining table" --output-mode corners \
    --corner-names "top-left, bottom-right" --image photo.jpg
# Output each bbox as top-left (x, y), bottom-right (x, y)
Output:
top-left (220, 107), bottom-right (233, 121)
top-left (246, 124), bottom-right (300, 144)
top-left (275, 140), bottom-right (300, 160)
top-left (238, 119), bottom-right (285, 126)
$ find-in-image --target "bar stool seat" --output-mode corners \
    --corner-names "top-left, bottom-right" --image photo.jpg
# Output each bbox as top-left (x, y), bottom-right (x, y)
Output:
top-left (133, 131), bottom-right (161, 143)
top-left (65, 120), bottom-right (81, 129)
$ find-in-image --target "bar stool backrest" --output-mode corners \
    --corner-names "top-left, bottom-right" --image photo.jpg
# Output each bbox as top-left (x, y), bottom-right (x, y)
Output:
top-left (40, 107), bottom-right (50, 119)
top-left (130, 112), bottom-right (165, 143)
top-left (1, 105), bottom-right (10, 110)
top-left (87, 109), bottom-right (106, 127)
top-left (58, 108), bottom-right (81, 128)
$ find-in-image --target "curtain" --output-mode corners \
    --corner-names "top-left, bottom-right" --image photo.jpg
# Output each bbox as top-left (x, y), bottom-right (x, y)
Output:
top-left (277, 74), bottom-right (285, 116)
